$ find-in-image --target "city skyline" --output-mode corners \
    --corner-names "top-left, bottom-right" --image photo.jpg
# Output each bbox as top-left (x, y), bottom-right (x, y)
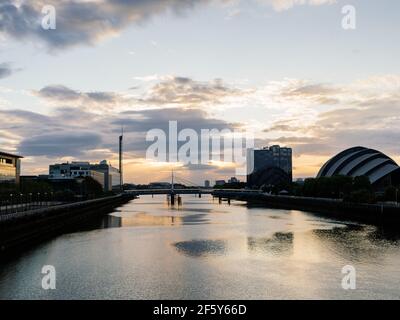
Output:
top-left (1, 0), bottom-right (400, 184)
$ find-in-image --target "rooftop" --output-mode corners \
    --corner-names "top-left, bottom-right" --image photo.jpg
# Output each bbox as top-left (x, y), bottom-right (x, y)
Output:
top-left (0, 151), bottom-right (23, 159)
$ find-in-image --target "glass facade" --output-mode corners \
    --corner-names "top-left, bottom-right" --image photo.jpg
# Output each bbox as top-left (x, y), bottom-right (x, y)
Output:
top-left (0, 153), bottom-right (21, 183)
top-left (247, 145), bottom-right (293, 180)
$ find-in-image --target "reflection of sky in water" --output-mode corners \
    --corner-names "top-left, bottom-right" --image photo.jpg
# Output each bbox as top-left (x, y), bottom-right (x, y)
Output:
top-left (1, 195), bottom-right (400, 300)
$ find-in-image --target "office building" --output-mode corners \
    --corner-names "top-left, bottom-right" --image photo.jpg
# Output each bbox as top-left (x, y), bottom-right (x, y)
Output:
top-left (49, 160), bottom-right (121, 191)
top-left (204, 180), bottom-right (211, 188)
top-left (228, 177), bottom-right (239, 184)
top-left (247, 145), bottom-right (292, 179)
top-left (0, 151), bottom-right (23, 184)
top-left (247, 145), bottom-right (292, 188)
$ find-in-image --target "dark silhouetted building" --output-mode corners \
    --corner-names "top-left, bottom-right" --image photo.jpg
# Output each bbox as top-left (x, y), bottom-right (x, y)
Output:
top-left (247, 145), bottom-right (292, 188)
top-left (247, 166), bottom-right (291, 189)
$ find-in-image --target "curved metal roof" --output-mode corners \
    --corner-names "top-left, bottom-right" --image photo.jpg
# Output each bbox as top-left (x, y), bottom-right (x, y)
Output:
top-left (317, 147), bottom-right (399, 184)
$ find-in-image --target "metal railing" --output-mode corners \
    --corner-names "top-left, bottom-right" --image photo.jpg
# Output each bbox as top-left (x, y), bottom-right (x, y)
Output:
top-left (0, 192), bottom-right (61, 215)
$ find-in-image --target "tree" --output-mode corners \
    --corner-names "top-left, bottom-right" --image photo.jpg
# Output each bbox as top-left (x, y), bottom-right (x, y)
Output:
top-left (353, 176), bottom-right (372, 191)
top-left (384, 186), bottom-right (397, 202)
top-left (81, 177), bottom-right (103, 197)
top-left (344, 189), bottom-right (375, 204)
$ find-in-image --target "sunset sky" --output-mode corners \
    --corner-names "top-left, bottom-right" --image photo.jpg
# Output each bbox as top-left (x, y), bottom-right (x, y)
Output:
top-left (1, 0), bottom-right (399, 184)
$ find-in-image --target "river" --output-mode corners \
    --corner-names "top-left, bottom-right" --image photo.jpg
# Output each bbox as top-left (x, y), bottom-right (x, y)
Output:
top-left (0, 195), bottom-right (399, 299)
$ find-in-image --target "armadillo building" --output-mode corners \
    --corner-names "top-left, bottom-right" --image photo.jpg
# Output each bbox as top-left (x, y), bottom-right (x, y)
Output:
top-left (317, 146), bottom-right (400, 190)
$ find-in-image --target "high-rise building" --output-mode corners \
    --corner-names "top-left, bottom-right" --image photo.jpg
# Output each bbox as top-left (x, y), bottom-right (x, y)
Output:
top-left (247, 145), bottom-right (292, 179)
top-left (246, 145), bottom-right (293, 188)
top-left (0, 151), bottom-right (23, 184)
top-left (204, 180), bottom-right (211, 188)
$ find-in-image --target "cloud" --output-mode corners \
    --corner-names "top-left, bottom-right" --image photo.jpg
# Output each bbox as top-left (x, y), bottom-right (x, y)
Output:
top-left (35, 77), bottom-right (245, 111)
top-left (19, 131), bottom-right (102, 157)
top-left (281, 83), bottom-right (341, 105)
top-left (138, 76), bottom-right (245, 107)
top-left (0, 0), bottom-right (337, 51)
top-left (0, 62), bottom-right (18, 79)
top-left (0, 104), bottom-right (240, 164)
top-left (0, 0), bottom-right (215, 50)
top-left (4, 74), bottom-right (400, 181)
top-left (35, 85), bottom-right (129, 110)
top-left (257, 0), bottom-right (336, 11)
top-left (114, 107), bottom-right (239, 134)
top-left (262, 75), bottom-right (400, 163)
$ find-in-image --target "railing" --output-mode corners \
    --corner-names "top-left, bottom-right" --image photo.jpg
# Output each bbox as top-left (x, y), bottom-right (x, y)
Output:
top-left (0, 192), bottom-right (62, 215)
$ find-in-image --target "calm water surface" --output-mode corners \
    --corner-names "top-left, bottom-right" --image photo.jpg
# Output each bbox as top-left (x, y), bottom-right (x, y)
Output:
top-left (0, 195), bottom-right (400, 299)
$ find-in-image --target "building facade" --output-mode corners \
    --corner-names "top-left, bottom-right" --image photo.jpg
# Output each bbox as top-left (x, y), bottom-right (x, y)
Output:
top-left (0, 151), bottom-right (23, 184)
top-left (49, 160), bottom-right (121, 191)
top-left (246, 145), bottom-right (293, 188)
top-left (247, 145), bottom-right (292, 180)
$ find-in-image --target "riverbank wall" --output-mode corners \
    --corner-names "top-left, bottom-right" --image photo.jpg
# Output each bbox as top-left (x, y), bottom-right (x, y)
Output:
top-left (212, 190), bottom-right (400, 226)
top-left (0, 194), bottom-right (134, 254)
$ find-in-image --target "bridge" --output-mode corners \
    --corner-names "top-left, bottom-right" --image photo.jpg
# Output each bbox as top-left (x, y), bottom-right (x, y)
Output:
top-left (126, 188), bottom-right (213, 196)
top-left (125, 171), bottom-right (214, 204)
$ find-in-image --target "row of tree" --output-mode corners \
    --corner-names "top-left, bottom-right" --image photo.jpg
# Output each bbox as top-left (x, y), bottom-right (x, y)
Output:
top-left (262, 175), bottom-right (398, 204)
top-left (0, 177), bottom-right (106, 201)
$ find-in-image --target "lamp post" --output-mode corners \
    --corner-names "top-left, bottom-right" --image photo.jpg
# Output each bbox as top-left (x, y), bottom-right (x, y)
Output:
top-left (10, 193), bottom-right (14, 213)
top-left (29, 193), bottom-right (32, 211)
top-left (19, 193), bottom-right (23, 212)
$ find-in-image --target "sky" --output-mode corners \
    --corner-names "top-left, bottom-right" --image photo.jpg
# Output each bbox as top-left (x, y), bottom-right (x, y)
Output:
top-left (0, 0), bottom-right (400, 184)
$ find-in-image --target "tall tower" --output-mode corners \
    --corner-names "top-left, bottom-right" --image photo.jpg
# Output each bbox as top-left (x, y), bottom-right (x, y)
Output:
top-left (119, 129), bottom-right (123, 190)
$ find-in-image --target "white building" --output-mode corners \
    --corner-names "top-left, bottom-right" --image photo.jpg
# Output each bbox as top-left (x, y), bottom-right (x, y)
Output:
top-left (49, 160), bottom-right (121, 191)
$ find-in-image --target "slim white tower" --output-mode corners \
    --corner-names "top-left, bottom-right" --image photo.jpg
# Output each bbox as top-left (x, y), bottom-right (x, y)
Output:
top-left (119, 129), bottom-right (123, 190)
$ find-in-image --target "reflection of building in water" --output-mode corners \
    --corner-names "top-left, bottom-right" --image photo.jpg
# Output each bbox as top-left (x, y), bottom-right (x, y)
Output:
top-left (311, 226), bottom-right (388, 264)
top-left (247, 232), bottom-right (293, 255)
top-left (174, 239), bottom-right (227, 257)
top-left (101, 215), bottom-right (122, 229)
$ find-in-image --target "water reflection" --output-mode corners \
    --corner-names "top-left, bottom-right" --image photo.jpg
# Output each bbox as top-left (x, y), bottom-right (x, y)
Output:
top-left (312, 225), bottom-right (400, 264)
top-left (174, 240), bottom-right (227, 257)
top-left (248, 232), bottom-right (293, 256)
top-left (100, 212), bottom-right (213, 228)
top-left (1, 195), bottom-right (400, 299)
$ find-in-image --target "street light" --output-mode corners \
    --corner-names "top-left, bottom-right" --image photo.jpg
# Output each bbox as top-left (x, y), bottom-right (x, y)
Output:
top-left (10, 193), bottom-right (13, 213)
top-left (19, 193), bottom-right (23, 212)
top-left (27, 193), bottom-right (32, 211)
